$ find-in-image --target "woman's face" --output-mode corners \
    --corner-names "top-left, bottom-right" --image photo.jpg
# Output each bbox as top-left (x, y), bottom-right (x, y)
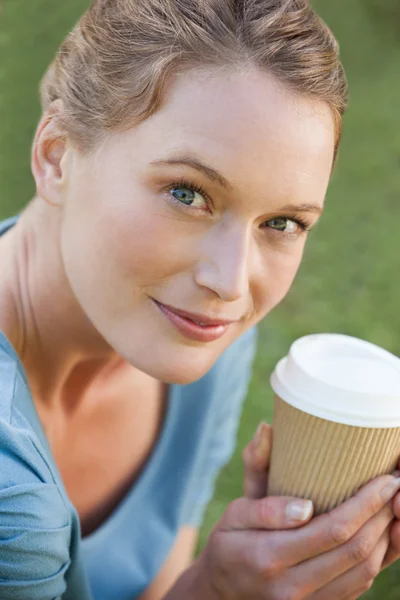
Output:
top-left (58, 68), bottom-right (335, 384)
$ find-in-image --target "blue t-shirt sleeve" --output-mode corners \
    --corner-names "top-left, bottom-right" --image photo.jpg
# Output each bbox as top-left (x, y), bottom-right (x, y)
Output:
top-left (0, 418), bottom-right (72, 600)
top-left (180, 326), bottom-right (258, 527)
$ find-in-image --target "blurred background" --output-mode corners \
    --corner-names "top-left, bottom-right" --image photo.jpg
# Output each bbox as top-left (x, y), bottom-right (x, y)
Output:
top-left (1, 1), bottom-right (399, 597)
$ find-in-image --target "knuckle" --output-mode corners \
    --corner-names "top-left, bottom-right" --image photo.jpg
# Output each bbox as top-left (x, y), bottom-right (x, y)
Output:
top-left (262, 556), bottom-right (281, 579)
top-left (255, 547), bottom-right (281, 579)
top-left (253, 454), bottom-right (268, 473)
top-left (362, 556), bottom-right (381, 580)
top-left (242, 444), bottom-right (266, 474)
top-left (361, 579), bottom-right (375, 593)
top-left (252, 536), bottom-right (281, 579)
top-left (225, 498), bottom-right (241, 522)
top-left (242, 444), bottom-right (252, 466)
top-left (365, 494), bottom-right (382, 516)
top-left (205, 530), bottom-right (231, 580)
top-left (258, 498), bottom-right (277, 524)
top-left (276, 586), bottom-right (302, 600)
top-left (236, 537), bottom-right (254, 570)
top-left (330, 521), bottom-right (352, 545)
top-left (267, 590), bottom-right (281, 600)
top-left (384, 505), bottom-right (395, 525)
top-left (349, 536), bottom-right (373, 563)
top-left (257, 498), bottom-right (266, 523)
top-left (207, 528), bottom-right (225, 558)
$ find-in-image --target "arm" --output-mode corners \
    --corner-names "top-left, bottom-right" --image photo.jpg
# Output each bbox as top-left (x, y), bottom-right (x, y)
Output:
top-left (0, 422), bottom-right (73, 599)
top-left (138, 526), bottom-right (199, 600)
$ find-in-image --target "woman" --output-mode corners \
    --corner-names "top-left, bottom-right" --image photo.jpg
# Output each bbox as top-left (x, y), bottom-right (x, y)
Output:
top-left (0, 0), bottom-right (400, 598)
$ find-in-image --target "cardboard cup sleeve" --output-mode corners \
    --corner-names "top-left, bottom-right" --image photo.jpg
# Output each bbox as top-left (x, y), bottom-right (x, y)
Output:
top-left (267, 395), bottom-right (400, 515)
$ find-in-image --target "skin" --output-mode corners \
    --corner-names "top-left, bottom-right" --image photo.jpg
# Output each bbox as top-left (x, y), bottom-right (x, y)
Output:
top-left (163, 426), bottom-right (400, 600)
top-left (1, 66), bottom-right (400, 598)
top-left (0, 67), bottom-right (333, 408)
top-left (139, 527), bottom-right (199, 600)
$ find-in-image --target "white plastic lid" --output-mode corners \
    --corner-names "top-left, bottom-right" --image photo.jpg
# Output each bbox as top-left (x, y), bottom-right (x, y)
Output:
top-left (271, 334), bottom-right (400, 428)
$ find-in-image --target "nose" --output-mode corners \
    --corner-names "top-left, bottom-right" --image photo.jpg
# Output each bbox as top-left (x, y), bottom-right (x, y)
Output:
top-left (194, 220), bottom-right (253, 302)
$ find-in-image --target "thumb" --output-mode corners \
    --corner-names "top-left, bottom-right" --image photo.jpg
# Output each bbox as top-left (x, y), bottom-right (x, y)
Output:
top-left (218, 495), bottom-right (314, 531)
top-left (242, 422), bottom-right (272, 499)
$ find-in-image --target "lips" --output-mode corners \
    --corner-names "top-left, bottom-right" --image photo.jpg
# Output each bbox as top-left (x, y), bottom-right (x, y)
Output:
top-left (152, 299), bottom-right (238, 343)
top-left (152, 300), bottom-right (238, 327)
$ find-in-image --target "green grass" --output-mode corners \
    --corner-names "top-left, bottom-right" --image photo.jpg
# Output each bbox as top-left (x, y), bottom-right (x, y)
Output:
top-left (1, 1), bottom-right (399, 597)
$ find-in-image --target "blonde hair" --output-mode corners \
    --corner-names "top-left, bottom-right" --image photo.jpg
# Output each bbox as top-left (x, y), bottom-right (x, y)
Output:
top-left (40, 0), bottom-right (348, 160)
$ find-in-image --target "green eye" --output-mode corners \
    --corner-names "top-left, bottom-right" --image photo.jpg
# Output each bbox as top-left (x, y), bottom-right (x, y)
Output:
top-left (170, 185), bottom-right (207, 209)
top-left (267, 218), bottom-right (298, 233)
top-left (171, 187), bottom-right (195, 205)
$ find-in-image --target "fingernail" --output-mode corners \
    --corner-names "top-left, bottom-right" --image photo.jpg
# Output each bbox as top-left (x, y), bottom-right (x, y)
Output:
top-left (254, 423), bottom-right (263, 445)
top-left (286, 500), bottom-right (313, 522)
top-left (253, 423), bottom-right (266, 455)
top-left (381, 478), bottom-right (400, 502)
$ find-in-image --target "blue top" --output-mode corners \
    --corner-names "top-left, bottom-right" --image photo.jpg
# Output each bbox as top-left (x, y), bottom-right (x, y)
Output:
top-left (0, 215), bottom-right (257, 600)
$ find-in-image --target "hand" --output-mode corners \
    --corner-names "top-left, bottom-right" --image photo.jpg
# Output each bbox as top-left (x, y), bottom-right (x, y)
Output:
top-left (382, 462), bottom-right (400, 570)
top-left (192, 422), bottom-right (400, 600)
top-left (242, 424), bottom-right (400, 578)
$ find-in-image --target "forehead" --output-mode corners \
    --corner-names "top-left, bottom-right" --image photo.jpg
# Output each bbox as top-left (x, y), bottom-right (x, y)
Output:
top-left (119, 68), bottom-right (335, 206)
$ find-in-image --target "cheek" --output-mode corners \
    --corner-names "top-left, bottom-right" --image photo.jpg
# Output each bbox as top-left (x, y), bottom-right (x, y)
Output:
top-left (61, 177), bottom-right (184, 297)
top-left (94, 201), bottom-right (194, 285)
top-left (255, 246), bottom-right (305, 316)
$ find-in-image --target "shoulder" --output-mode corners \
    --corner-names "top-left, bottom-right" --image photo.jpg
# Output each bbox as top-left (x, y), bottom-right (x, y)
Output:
top-left (0, 418), bottom-right (72, 598)
top-left (0, 335), bottom-right (61, 487)
top-left (0, 340), bottom-right (72, 598)
top-left (0, 335), bottom-right (20, 423)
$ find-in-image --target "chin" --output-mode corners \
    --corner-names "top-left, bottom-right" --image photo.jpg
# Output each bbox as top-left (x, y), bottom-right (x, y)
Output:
top-left (120, 343), bottom-right (219, 385)
top-left (163, 367), bottom-right (208, 386)
top-left (104, 317), bottom-right (232, 384)
top-left (150, 357), bottom-right (215, 385)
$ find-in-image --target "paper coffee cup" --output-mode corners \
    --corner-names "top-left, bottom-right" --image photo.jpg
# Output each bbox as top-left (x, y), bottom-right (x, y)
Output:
top-left (267, 334), bottom-right (400, 515)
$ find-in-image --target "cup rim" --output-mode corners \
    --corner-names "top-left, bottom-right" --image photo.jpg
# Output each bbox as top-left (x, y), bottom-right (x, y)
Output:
top-left (270, 334), bottom-right (400, 428)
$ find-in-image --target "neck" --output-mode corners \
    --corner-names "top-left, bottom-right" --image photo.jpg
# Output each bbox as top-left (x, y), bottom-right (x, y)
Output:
top-left (0, 198), bottom-right (125, 413)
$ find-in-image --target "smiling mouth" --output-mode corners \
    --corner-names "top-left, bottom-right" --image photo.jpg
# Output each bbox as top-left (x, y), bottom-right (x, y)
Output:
top-left (151, 299), bottom-right (236, 343)
top-left (153, 299), bottom-right (239, 326)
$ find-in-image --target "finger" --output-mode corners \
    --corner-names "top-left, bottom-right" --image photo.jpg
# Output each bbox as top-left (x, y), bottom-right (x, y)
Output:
top-left (288, 504), bottom-right (393, 596)
top-left (242, 422), bottom-right (272, 499)
top-left (242, 422), bottom-right (272, 474)
top-left (382, 518), bottom-right (400, 569)
top-left (271, 475), bottom-right (400, 567)
top-left (243, 467), bottom-right (269, 500)
top-left (308, 528), bottom-right (390, 600)
top-left (218, 495), bottom-right (313, 531)
top-left (392, 490), bottom-right (400, 520)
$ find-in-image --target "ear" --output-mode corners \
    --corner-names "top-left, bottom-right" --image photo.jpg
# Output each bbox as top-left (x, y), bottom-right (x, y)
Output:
top-left (31, 101), bottom-right (70, 207)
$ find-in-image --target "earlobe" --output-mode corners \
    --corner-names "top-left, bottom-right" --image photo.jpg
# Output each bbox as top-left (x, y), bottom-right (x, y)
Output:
top-left (31, 110), bottom-right (68, 207)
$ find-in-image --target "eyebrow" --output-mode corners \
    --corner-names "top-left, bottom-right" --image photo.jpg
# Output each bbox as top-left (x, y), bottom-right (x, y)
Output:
top-left (279, 203), bottom-right (323, 215)
top-left (150, 155), bottom-right (323, 215)
top-left (150, 155), bottom-right (233, 190)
